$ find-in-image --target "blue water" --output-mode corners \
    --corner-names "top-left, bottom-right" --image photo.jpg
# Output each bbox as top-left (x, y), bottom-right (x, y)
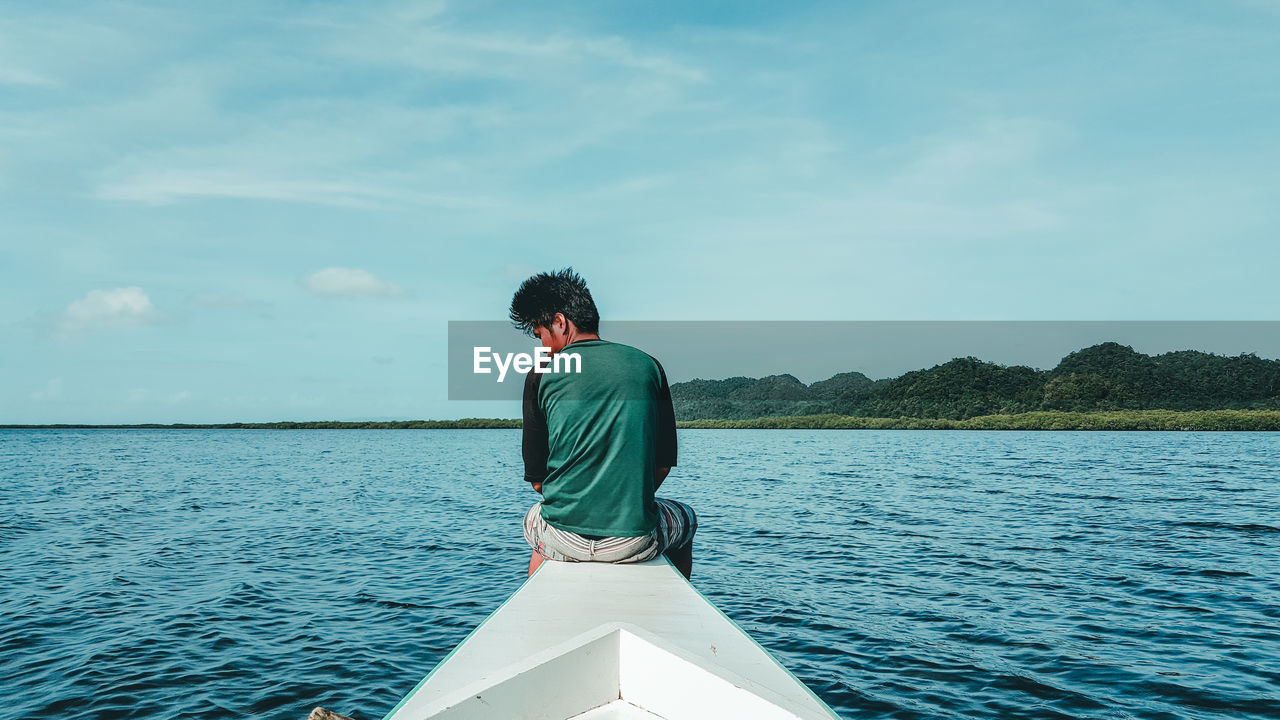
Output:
top-left (2, 429), bottom-right (1278, 720)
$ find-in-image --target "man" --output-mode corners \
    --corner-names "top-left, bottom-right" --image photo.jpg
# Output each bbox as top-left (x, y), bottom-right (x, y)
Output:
top-left (510, 268), bottom-right (696, 579)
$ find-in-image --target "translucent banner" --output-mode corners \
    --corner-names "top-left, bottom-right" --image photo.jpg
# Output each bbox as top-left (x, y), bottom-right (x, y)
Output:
top-left (448, 320), bottom-right (1280, 401)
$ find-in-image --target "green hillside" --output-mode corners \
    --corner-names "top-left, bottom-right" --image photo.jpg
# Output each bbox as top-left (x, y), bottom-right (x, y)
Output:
top-left (671, 342), bottom-right (1280, 421)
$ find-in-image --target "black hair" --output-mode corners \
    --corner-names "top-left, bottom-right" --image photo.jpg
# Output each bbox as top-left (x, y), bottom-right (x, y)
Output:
top-left (509, 267), bottom-right (600, 336)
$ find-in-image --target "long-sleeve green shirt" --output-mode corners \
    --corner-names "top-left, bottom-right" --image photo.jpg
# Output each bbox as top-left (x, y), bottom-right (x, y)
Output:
top-left (522, 339), bottom-right (677, 537)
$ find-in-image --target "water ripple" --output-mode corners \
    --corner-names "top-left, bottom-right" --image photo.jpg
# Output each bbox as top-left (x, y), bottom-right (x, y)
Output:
top-left (2, 428), bottom-right (1278, 719)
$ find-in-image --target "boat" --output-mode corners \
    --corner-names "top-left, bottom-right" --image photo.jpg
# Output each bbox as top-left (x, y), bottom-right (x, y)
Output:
top-left (381, 557), bottom-right (842, 719)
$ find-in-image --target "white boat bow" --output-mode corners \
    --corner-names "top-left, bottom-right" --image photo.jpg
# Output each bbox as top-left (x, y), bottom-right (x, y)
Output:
top-left (382, 558), bottom-right (841, 719)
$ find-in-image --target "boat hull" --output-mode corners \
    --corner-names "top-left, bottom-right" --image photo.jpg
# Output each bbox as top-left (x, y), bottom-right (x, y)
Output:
top-left (383, 558), bottom-right (840, 720)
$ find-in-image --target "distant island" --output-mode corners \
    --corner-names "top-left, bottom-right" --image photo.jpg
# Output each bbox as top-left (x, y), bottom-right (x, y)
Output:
top-left (5, 343), bottom-right (1278, 431)
top-left (8, 411), bottom-right (1277, 431)
top-left (666, 341), bottom-right (1280, 430)
top-left (670, 342), bottom-right (1280, 420)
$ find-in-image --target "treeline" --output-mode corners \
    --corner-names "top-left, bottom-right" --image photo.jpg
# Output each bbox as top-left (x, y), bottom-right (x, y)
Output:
top-left (678, 410), bottom-right (1280, 431)
top-left (671, 342), bottom-right (1280, 420)
top-left (1, 419), bottom-right (523, 430)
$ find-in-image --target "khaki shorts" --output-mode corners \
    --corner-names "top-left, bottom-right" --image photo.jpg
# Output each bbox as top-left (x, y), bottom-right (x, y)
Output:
top-left (523, 498), bottom-right (697, 564)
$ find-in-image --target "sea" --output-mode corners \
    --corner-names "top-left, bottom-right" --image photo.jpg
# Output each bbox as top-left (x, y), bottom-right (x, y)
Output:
top-left (2, 429), bottom-right (1278, 720)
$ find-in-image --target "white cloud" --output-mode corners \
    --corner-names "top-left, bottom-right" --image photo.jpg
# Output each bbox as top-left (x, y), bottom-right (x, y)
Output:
top-left (62, 286), bottom-right (161, 333)
top-left (303, 267), bottom-right (403, 298)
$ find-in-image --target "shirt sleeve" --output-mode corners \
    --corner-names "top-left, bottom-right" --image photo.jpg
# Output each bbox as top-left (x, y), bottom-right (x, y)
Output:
top-left (654, 358), bottom-right (678, 468)
top-left (522, 370), bottom-right (549, 484)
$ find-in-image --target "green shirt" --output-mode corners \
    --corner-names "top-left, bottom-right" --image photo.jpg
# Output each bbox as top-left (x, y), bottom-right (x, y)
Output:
top-left (522, 339), bottom-right (678, 537)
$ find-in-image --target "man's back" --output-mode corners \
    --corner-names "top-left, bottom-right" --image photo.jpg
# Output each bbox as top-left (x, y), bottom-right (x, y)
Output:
top-left (523, 339), bottom-right (677, 537)
top-left (511, 267), bottom-right (693, 579)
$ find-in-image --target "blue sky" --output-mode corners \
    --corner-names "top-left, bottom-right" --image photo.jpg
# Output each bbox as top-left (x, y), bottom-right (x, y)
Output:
top-left (2, 1), bottom-right (1278, 423)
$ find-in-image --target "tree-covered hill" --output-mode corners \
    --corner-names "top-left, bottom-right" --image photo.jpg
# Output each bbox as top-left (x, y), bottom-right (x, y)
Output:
top-left (860, 357), bottom-right (1044, 419)
top-left (670, 342), bottom-right (1280, 420)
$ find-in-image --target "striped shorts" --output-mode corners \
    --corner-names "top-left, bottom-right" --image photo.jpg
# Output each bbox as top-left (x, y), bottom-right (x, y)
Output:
top-left (523, 498), bottom-right (697, 564)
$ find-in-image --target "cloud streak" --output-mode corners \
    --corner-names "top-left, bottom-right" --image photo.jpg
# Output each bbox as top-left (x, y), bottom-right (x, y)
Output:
top-left (96, 169), bottom-right (492, 209)
top-left (0, 66), bottom-right (56, 87)
top-left (303, 267), bottom-right (403, 298)
top-left (65, 2), bottom-right (711, 211)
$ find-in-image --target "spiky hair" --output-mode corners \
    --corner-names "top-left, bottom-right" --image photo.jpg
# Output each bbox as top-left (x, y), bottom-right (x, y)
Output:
top-left (509, 267), bottom-right (600, 336)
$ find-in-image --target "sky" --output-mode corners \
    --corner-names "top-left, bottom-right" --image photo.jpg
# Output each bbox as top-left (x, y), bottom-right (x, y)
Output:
top-left (2, 0), bottom-right (1278, 423)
